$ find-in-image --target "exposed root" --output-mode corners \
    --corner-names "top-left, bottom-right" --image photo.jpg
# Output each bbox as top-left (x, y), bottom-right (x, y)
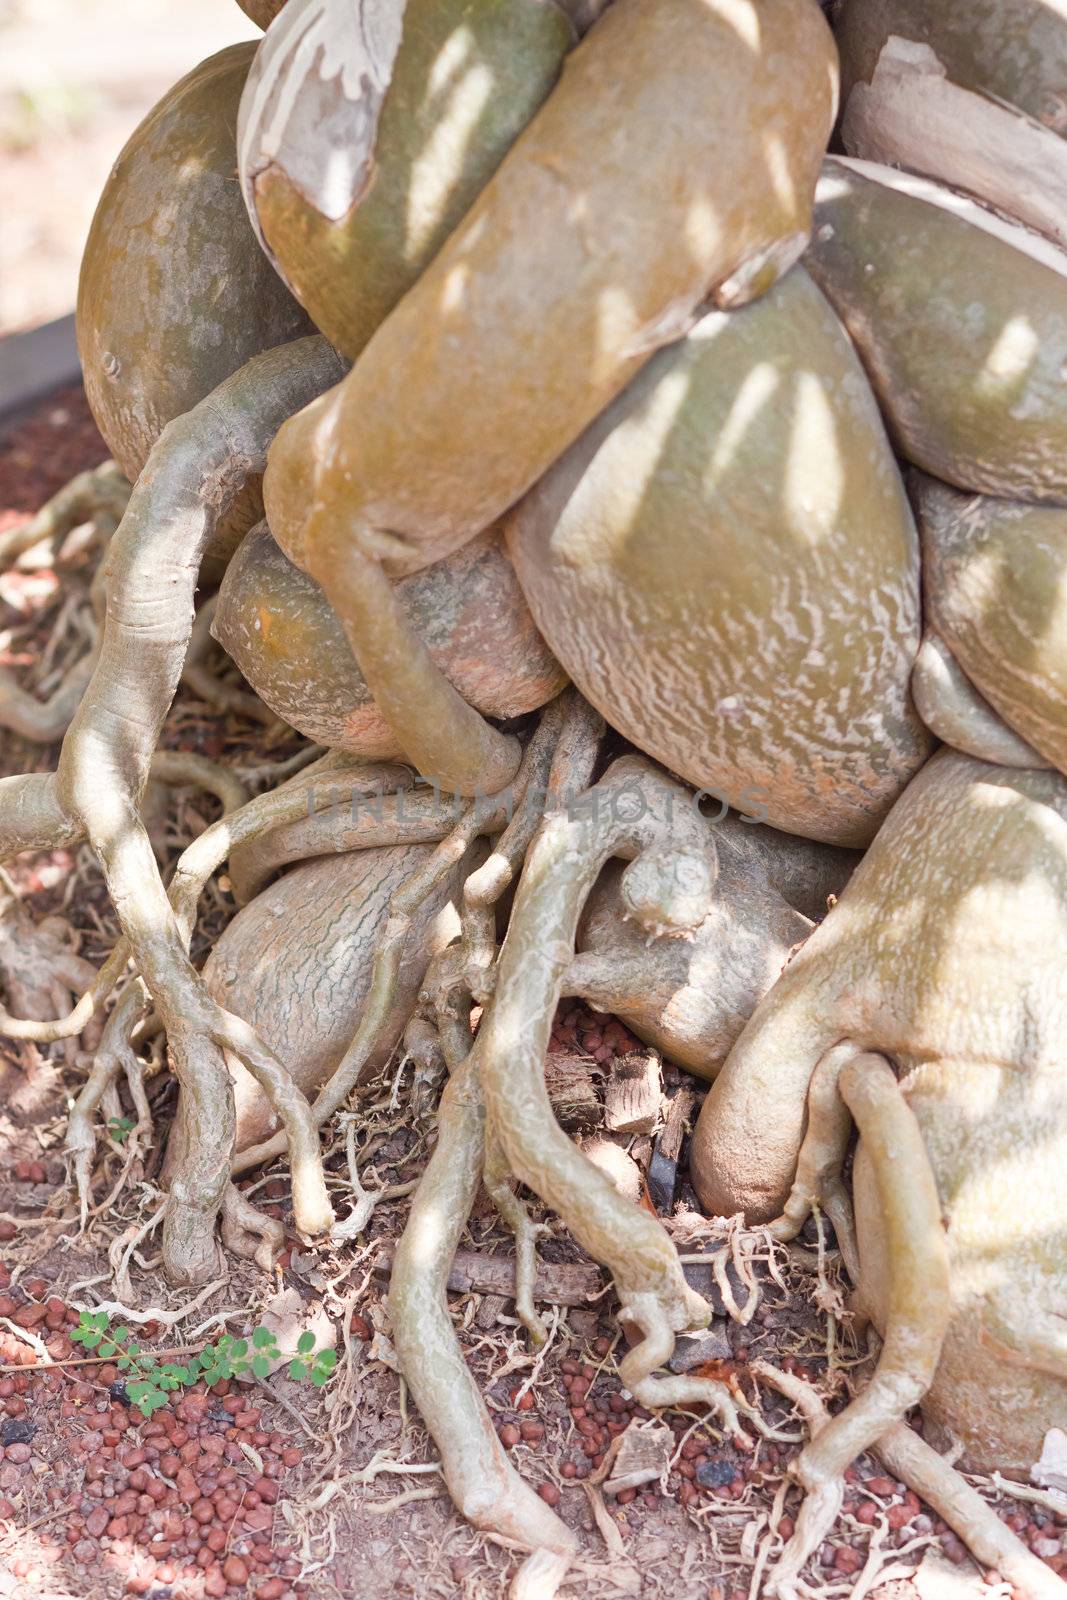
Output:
top-left (0, 867), bottom-right (100, 1052)
top-left (66, 980), bottom-right (148, 1225)
top-left (478, 752), bottom-right (758, 1432)
top-left (229, 777), bottom-right (468, 906)
top-left (0, 335), bottom-right (347, 1283)
top-left (389, 1052), bottom-right (576, 1583)
top-left (767, 1041), bottom-right (860, 1280)
top-left (0, 460), bottom-right (130, 568)
top-left (762, 1054), bottom-right (952, 1596)
top-left (0, 646), bottom-right (99, 743)
top-left (754, 1360), bottom-right (1067, 1600)
top-left (303, 522), bottom-right (522, 795)
top-left (484, 1127), bottom-right (551, 1347)
top-left (148, 748), bottom-right (250, 820)
top-left (221, 1180), bottom-right (285, 1271)
top-left (229, 763), bottom-right (534, 1182)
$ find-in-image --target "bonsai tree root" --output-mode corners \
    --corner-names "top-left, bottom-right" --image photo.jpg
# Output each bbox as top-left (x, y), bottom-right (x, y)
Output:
top-left (764, 1053), bottom-right (951, 1595)
top-left (389, 1050), bottom-right (576, 1596)
top-left (474, 755), bottom-right (773, 1437)
top-left (691, 751), bottom-right (1067, 1580)
top-left (756, 1360), bottom-right (1067, 1600)
top-left (0, 335), bottom-right (346, 1282)
top-left (0, 868), bottom-right (100, 1052)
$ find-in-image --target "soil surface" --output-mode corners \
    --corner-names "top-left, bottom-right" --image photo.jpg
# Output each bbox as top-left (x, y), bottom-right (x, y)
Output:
top-left (0, 388), bottom-right (1064, 1600)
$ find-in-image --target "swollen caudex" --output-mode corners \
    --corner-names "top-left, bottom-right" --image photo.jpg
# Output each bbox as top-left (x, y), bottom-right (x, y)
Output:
top-left (76, 44), bottom-right (314, 568)
top-left (253, 0), bottom-right (837, 792)
top-left (4, 0), bottom-right (1067, 1590)
top-left (912, 472), bottom-right (1067, 777)
top-left (213, 520), bottom-right (566, 756)
top-left (237, 0), bottom-right (575, 362)
top-left (200, 843), bottom-right (468, 1150)
top-left (807, 157), bottom-right (1067, 503)
top-left (689, 752), bottom-right (1067, 1589)
top-left (507, 266), bottom-right (932, 847)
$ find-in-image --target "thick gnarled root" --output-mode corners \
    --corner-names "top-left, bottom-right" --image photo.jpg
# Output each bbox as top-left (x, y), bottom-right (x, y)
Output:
top-left (477, 753), bottom-right (761, 1439)
top-left (764, 1054), bottom-right (951, 1596)
top-left (390, 1055), bottom-right (576, 1593)
top-left (755, 1361), bottom-right (1067, 1600)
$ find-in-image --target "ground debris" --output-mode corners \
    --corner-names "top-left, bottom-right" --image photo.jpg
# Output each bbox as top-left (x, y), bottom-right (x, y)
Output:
top-left (374, 1242), bottom-right (604, 1306)
top-left (603, 1050), bottom-right (662, 1136)
top-left (604, 1418), bottom-right (674, 1495)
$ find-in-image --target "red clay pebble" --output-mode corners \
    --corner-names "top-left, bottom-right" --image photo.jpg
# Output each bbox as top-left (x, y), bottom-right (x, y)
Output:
top-left (855, 1501), bottom-right (878, 1525)
top-left (834, 1547), bottom-right (864, 1575)
top-left (886, 1503), bottom-right (912, 1530)
top-left (4, 1444), bottom-right (31, 1465)
top-left (0, 1222), bottom-right (15, 1243)
top-left (223, 1554), bottom-right (250, 1585)
top-left (204, 1569), bottom-right (228, 1598)
top-left (85, 1505), bottom-right (109, 1537)
top-left (538, 1482), bottom-right (561, 1507)
top-left (12, 1304), bottom-right (47, 1329)
top-left (520, 1420), bottom-right (544, 1443)
top-left (192, 1499), bottom-right (215, 1524)
top-left (516, 1391), bottom-right (535, 1412)
top-left (865, 1476), bottom-right (897, 1497)
top-left (499, 1424), bottom-right (521, 1449)
top-left (256, 1581), bottom-right (286, 1600)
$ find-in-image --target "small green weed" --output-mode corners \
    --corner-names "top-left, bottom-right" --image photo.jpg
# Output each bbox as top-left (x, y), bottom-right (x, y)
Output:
top-left (71, 1310), bottom-right (337, 1417)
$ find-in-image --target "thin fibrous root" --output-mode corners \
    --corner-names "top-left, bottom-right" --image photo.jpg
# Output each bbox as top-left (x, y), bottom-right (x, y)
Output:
top-left (753, 1360), bottom-right (1067, 1600)
top-left (0, 335), bottom-right (347, 1284)
top-left (66, 980), bottom-right (148, 1227)
top-left (0, 460), bottom-right (130, 568)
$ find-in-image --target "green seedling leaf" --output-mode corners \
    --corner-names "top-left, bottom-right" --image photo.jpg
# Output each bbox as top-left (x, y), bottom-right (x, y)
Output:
top-left (231, 1339), bottom-right (248, 1358)
top-left (288, 1359), bottom-right (307, 1381)
top-left (251, 1355), bottom-right (271, 1380)
top-left (314, 1350), bottom-right (337, 1372)
top-left (252, 1327), bottom-right (273, 1349)
top-left (296, 1330), bottom-right (315, 1355)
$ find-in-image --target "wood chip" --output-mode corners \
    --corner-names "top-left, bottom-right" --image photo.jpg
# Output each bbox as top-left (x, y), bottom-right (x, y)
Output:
top-left (603, 1051), bottom-right (662, 1136)
top-left (375, 1244), bottom-right (604, 1306)
top-left (545, 1051), bottom-right (603, 1133)
top-left (474, 1292), bottom-right (509, 1332)
top-left (604, 1419), bottom-right (673, 1495)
